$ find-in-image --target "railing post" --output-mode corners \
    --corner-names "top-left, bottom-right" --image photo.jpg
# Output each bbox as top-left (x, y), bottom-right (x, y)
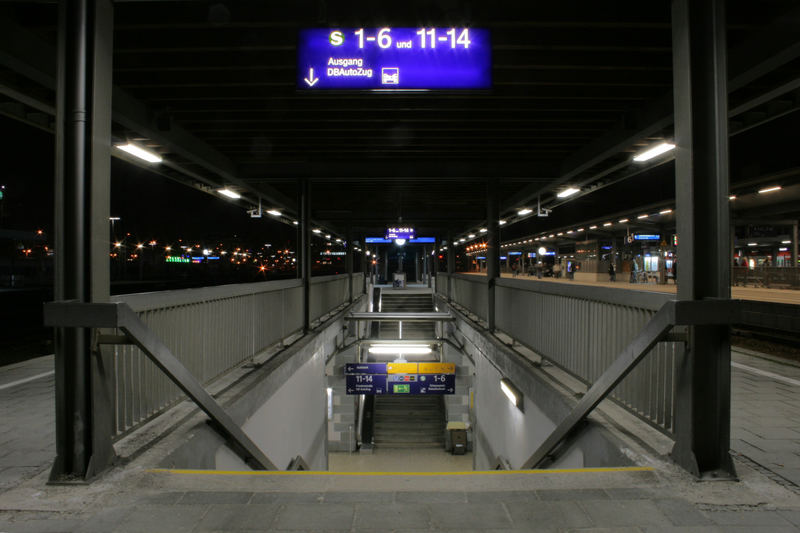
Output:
top-left (52, 0), bottom-right (116, 482)
top-left (346, 226), bottom-right (353, 303)
top-left (486, 179), bottom-right (499, 331)
top-left (447, 231), bottom-right (455, 301)
top-left (670, 0), bottom-right (735, 479)
top-left (300, 178), bottom-right (311, 332)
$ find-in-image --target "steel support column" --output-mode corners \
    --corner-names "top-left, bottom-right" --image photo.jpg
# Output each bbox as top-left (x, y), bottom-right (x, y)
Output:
top-left (52, 0), bottom-right (115, 482)
top-left (486, 180), bottom-right (499, 331)
top-left (300, 178), bottom-right (311, 332)
top-left (670, 0), bottom-right (736, 479)
top-left (792, 222), bottom-right (798, 267)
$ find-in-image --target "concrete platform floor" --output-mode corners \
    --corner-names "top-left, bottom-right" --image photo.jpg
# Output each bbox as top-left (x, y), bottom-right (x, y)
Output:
top-left (329, 449), bottom-right (473, 472)
top-left (463, 271), bottom-right (800, 305)
top-left (3, 349), bottom-right (800, 531)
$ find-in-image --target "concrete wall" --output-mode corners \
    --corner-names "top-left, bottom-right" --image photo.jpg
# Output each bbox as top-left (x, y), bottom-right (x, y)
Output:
top-left (442, 342), bottom-right (474, 450)
top-left (161, 295), bottom-right (366, 470)
top-left (442, 298), bottom-right (632, 470)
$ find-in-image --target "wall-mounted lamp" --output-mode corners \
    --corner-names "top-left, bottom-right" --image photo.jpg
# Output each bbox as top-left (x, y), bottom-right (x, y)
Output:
top-left (500, 378), bottom-right (523, 411)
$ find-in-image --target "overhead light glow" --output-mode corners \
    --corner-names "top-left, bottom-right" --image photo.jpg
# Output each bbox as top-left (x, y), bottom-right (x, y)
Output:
top-left (218, 188), bottom-right (241, 199)
top-left (619, 218), bottom-right (629, 223)
top-left (659, 209), bottom-right (673, 215)
top-left (518, 208), bottom-right (532, 216)
top-left (395, 238), bottom-right (407, 246)
top-left (368, 345), bottom-right (432, 355)
top-left (637, 214), bottom-right (648, 219)
top-left (538, 247), bottom-right (547, 255)
top-left (293, 220), bottom-right (299, 225)
top-left (500, 378), bottom-right (522, 409)
top-left (557, 187), bottom-right (580, 198)
top-left (747, 243), bottom-right (758, 247)
top-left (758, 186), bottom-right (782, 194)
top-left (728, 196), bottom-right (736, 200)
top-left (459, 238), bottom-right (465, 242)
top-left (468, 234), bottom-right (476, 238)
top-left (266, 209), bottom-right (281, 216)
top-left (603, 222), bottom-right (612, 227)
top-left (633, 142), bottom-right (675, 162)
top-left (116, 143), bottom-right (162, 163)
top-left (499, 220), bottom-right (507, 225)
top-left (312, 228), bottom-right (322, 234)
top-left (780, 247), bottom-right (789, 252)
top-left (480, 228), bottom-right (487, 233)
top-left (589, 225), bottom-right (598, 229)
top-left (781, 240), bottom-right (791, 244)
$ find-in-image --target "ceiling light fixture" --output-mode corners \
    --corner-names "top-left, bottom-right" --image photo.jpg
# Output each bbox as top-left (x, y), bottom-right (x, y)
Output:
top-left (116, 143), bottom-right (162, 163)
top-left (758, 186), bottom-right (782, 194)
top-left (218, 188), bottom-right (241, 199)
top-left (518, 208), bottom-right (532, 216)
top-left (557, 187), bottom-right (580, 198)
top-left (633, 142), bottom-right (675, 162)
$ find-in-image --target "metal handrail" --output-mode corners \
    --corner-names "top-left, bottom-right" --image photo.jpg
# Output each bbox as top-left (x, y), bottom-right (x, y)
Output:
top-left (44, 301), bottom-right (277, 470)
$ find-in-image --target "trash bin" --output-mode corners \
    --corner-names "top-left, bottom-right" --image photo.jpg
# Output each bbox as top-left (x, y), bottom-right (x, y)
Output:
top-left (446, 421), bottom-right (468, 455)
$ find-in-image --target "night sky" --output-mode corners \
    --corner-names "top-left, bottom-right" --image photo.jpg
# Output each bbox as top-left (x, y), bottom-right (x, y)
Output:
top-left (0, 115), bottom-right (296, 249)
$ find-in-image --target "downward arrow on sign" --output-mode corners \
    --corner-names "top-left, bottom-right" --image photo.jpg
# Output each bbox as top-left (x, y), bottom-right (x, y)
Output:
top-left (304, 67), bottom-right (319, 87)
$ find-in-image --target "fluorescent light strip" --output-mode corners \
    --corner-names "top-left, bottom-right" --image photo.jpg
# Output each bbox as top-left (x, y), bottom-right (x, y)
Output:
top-left (557, 187), bottom-right (580, 198)
top-left (116, 143), bottom-right (162, 163)
top-left (218, 188), bottom-right (241, 199)
top-left (758, 186), bottom-right (781, 194)
top-left (368, 346), bottom-right (431, 355)
top-left (518, 208), bottom-right (532, 216)
top-left (633, 142), bottom-right (675, 162)
top-left (266, 210), bottom-right (281, 216)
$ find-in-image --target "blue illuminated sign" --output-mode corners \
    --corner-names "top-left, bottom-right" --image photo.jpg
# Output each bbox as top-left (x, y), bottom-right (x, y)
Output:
top-left (634, 234), bottom-right (661, 241)
top-left (365, 236), bottom-right (435, 243)
top-left (298, 28), bottom-right (491, 90)
top-left (346, 374), bottom-right (387, 394)
top-left (508, 251), bottom-right (522, 256)
top-left (385, 227), bottom-right (415, 240)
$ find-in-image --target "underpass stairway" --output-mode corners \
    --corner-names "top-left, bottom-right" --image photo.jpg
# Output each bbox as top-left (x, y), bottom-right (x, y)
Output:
top-left (379, 292), bottom-right (436, 339)
top-left (372, 395), bottom-right (446, 449)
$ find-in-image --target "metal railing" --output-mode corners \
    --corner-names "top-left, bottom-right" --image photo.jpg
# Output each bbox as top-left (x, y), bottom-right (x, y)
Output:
top-left (109, 273), bottom-right (363, 437)
top-left (439, 273), bottom-right (682, 434)
top-left (732, 266), bottom-right (800, 289)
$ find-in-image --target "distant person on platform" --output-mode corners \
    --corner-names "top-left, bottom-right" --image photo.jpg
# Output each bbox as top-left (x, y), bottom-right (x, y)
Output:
top-left (608, 262), bottom-right (616, 282)
top-left (511, 262), bottom-right (519, 277)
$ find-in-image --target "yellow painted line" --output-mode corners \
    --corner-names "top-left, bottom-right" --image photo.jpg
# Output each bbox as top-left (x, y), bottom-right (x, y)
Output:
top-left (147, 466), bottom-right (654, 476)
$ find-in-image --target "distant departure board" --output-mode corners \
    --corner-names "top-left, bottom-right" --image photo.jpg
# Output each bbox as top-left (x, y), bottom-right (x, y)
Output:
top-left (297, 28), bottom-right (491, 90)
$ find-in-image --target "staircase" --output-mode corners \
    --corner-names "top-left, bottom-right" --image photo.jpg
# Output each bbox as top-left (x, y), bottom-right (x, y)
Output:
top-left (372, 395), bottom-right (446, 449)
top-left (378, 292), bottom-right (436, 339)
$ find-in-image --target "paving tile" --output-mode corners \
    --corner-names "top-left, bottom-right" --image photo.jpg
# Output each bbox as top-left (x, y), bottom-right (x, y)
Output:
top-left (427, 502), bottom-right (511, 530)
top-left (704, 510), bottom-right (793, 527)
top-left (653, 499), bottom-right (713, 527)
top-left (353, 503), bottom-right (430, 529)
top-left (777, 509), bottom-right (800, 526)
top-left (579, 500), bottom-right (671, 528)
top-left (112, 504), bottom-right (207, 533)
top-left (395, 491), bottom-right (466, 503)
top-left (505, 501), bottom-right (592, 529)
top-left (193, 504), bottom-right (280, 531)
top-left (466, 490), bottom-right (537, 503)
top-left (177, 491), bottom-right (253, 504)
top-left (136, 491), bottom-right (185, 505)
top-left (604, 488), bottom-right (658, 500)
top-left (564, 528), bottom-right (643, 533)
top-left (78, 507), bottom-right (134, 532)
top-left (2, 518), bottom-right (85, 533)
top-left (536, 489), bottom-right (608, 501)
top-left (272, 503), bottom-right (354, 530)
top-left (322, 491), bottom-right (394, 503)
top-left (250, 492), bottom-right (324, 504)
